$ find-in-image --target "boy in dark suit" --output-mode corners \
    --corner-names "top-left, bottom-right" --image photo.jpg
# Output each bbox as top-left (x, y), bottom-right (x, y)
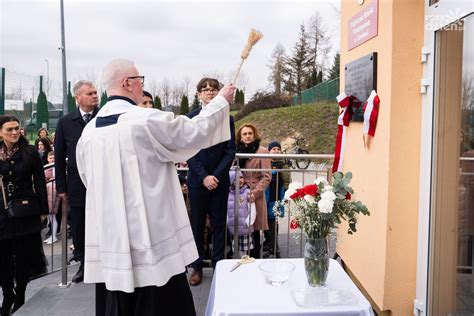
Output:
top-left (187, 78), bottom-right (236, 286)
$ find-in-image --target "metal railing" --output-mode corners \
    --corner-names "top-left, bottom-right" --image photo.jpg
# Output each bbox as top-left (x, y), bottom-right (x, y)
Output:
top-left (181, 153), bottom-right (335, 262)
top-left (231, 153), bottom-right (334, 259)
top-left (43, 152), bottom-right (335, 286)
top-left (34, 163), bottom-right (71, 288)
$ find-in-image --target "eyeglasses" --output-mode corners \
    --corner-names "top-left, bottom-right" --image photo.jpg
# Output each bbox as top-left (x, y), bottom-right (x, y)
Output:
top-left (127, 76), bottom-right (145, 85)
top-left (201, 88), bottom-right (218, 94)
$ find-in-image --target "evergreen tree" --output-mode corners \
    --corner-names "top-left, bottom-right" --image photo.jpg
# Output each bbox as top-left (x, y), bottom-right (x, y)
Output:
top-left (154, 95), bottom-right (162, 110)
top-left (234, 89), bottom-right (241, 105)
top-left (284, 24), bottom-right (312, 104)
top-left (328, 52), bottom-right (340, 80)
top-left (100, 91), bottom-right (108, 107)
top-left (179, 95), bottom-right (189, 115)
top-left (67, 82), bottom-right (76, 114)
top-left (241, 89), bottom-right (245, 105)
top-left (36, 76), bottom-right (49, 128)
top-left (306, 69), bottom-right (319, 88)
top-left (317, 70), bottom-right (323, 84)
top-left (190, 94), bottom-right (200, 112)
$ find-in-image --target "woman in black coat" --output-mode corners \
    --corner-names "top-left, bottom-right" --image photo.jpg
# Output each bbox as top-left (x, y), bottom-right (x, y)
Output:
top-left (0, 116), bottom-right (49, 315)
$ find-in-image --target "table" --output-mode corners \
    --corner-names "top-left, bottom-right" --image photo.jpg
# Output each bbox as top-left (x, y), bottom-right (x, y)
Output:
top-left (206, 258), bottom-right (374, 316)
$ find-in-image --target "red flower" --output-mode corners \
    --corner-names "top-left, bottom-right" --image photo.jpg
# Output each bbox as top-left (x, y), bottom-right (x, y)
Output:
top-left (290, 218), bottom-right (299, 229)
top-left (345, 192), bottom-right (351, 200)
top-left (290, 188), bottom-right (306, 200)
top-left (303, 184), bottom-right (318, 197)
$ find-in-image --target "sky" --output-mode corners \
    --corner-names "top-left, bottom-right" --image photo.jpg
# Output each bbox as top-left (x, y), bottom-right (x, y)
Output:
top-left (0, 0), bottom-right (340, 104)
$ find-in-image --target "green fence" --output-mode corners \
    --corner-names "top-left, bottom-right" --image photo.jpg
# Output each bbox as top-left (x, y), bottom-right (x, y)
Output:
top-left (292, 77), bottom-right (339, 105)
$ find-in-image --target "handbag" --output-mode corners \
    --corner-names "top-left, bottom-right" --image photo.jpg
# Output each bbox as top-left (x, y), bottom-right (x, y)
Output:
top-left (0, 175), bottom-right (41, 218)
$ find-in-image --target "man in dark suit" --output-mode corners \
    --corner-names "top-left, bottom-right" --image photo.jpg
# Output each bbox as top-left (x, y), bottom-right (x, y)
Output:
top-left (55, 80), bottom-right (99, 283)
top-left (187, 78), bottom-right (236, 286)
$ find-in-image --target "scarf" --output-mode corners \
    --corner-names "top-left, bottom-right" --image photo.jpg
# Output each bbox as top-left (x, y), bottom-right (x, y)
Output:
top-left (0, 142), bottom-right (20, 162)
top-left (237, 140), bottom-right (260, 168)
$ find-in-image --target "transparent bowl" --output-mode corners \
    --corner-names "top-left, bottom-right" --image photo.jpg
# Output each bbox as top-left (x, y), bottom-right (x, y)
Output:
top-left (259, 261), bottom-right (295, 286)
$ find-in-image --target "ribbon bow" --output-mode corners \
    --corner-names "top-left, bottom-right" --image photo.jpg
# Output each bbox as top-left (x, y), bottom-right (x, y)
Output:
top-left (332, 91), bottom-right (380, 173)
top-left (362, 90), bottom-right (380, 147)
top-left (332, 93), bottom-right (357, 173)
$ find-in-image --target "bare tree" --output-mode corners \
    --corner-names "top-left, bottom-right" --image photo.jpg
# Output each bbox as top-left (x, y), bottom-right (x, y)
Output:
top-left (175, 81), bottom-right (184, 106)
top-left (306, 12), bottom-right (332, 84)
top-left (147, 79), bottom-right (160, 98)
top-left (181, 75), bottom-right (192, 100)
top-left (462, 75), bottom-right (473, 111)
top-left (202, 70), bottom-right (225, 83)
top-left (160, 78), bottom-right (171, 108)
top-left (226, 70), bottom-right (248, 90)
top-left (7, 81), bottom-right (24, 100)
top-left (267, 43), bottom-right (287, 97)
top-left (77, 67), bottom-right (100, 88)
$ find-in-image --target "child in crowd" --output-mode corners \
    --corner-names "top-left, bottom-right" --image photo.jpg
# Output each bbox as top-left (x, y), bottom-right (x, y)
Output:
top-left (264, 141), bottom-right (291, 258)
top-left (227, 169), bottom-right (256, 257)
top-left (44, 151), bottom-right (60, 244)
top-left (178, 174), bottom-right (190, 217)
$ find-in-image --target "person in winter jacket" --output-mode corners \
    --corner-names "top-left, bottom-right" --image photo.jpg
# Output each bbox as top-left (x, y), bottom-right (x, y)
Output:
top-left (44, 151), bottom-right (60, 244)
top-left (0, 115), bottom-right (48, 315)
top-left (227, 169), bottom-right (256, 257)
top-left (264, 141), bottom-right (291, 258)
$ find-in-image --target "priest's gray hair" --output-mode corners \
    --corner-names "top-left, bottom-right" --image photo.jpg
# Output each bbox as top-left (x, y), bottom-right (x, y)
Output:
top-left (73, 80), bottom-right (95, 96)
top-left (102, 59), bottom-right (136, 91)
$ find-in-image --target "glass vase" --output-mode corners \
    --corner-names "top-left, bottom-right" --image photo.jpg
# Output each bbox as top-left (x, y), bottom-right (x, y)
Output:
top-left (304, 237), bottom-right (329, 287)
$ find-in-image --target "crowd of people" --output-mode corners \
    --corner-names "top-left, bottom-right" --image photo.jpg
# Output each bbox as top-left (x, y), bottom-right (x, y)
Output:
top-left (0, 59), bottom-right (292, 315)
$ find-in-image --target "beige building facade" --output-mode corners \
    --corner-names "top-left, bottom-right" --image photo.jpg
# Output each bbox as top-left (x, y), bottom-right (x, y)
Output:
top-left (338, 0), bottom-right (473, 315)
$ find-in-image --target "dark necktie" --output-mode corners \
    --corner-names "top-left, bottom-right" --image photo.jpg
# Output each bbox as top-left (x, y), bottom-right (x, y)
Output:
top-left (83, 113), bottom-right (91, 123)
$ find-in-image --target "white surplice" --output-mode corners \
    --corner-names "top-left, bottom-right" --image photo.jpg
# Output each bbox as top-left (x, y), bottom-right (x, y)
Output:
top-left (76, 95), bottom-right (230, 293)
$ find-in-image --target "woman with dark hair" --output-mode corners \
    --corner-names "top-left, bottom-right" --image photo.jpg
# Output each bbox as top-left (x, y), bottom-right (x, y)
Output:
top-left (34, 137), bottom-right (53, 165)
top-left (236, 123), bottom-right (271, 258)
top-left (19, 128), bottom-right (27, 139)
top-left (139, 90), bottom-right (154, 108)
top-left (36, 128), bottom-right (52, 145)
top-left (0, 115), bottom-right (48, 315)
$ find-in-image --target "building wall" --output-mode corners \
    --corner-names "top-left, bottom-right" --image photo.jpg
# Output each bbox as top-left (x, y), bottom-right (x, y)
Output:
top-left (338, 0), bottom-right (423, 314)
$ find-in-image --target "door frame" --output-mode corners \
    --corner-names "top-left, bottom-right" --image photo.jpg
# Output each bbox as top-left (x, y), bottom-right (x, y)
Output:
top-left (416, 1), bottom-right (473, 315)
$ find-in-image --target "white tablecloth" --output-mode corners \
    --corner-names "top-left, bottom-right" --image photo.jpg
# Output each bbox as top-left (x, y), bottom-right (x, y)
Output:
top-left (205, 258), bottom-right (374, 316)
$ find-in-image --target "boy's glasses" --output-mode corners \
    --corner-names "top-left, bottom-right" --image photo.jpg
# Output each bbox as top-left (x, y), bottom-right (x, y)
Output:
top-left (201, 88), bottom-right (218, 94)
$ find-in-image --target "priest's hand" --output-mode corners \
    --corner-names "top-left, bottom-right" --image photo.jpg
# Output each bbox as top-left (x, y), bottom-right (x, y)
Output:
top-left (203, 175), bottom-right (219, 190)
top-left (218, 84), bottom-right (236, 104)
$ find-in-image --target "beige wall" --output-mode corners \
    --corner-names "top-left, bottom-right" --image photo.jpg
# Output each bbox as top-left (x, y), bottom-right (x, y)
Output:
top-left (338, 0), bottom-right (423, 314)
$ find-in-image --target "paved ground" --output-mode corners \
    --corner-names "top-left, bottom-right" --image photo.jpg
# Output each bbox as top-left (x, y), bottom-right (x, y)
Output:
top-left (3, 228), bottom-right (336, 316)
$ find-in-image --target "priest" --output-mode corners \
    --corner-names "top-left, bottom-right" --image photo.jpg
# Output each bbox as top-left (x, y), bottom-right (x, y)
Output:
top-left (76, 58), bottom-right (235, 315)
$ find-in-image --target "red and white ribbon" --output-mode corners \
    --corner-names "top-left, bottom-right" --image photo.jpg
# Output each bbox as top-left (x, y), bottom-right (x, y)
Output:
top-left (332, 93), bottom-right (351, 173)
top-left (363, 90), bottom-right (380, 137)
top-left (332, 91), bottom-right (381, 172)
top-left (362, 90), bottom-right (380, 148)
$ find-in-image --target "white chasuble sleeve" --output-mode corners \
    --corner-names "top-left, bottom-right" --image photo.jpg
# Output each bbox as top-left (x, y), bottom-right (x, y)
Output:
top-left (146, 95), bottom-right (230, 162)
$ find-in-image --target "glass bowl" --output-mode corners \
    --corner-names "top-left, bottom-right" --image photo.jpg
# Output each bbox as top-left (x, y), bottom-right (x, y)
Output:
top-left (258, 261), bottom-right (295, 286)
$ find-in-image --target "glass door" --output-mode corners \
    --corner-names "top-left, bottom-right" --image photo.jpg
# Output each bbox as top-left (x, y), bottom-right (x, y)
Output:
top-left (428, 14), bottom-right (473, 315)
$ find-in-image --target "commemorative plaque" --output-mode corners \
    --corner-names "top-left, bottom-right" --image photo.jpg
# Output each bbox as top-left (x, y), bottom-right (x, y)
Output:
top-left (344, 52), bottom-right (377, 122)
